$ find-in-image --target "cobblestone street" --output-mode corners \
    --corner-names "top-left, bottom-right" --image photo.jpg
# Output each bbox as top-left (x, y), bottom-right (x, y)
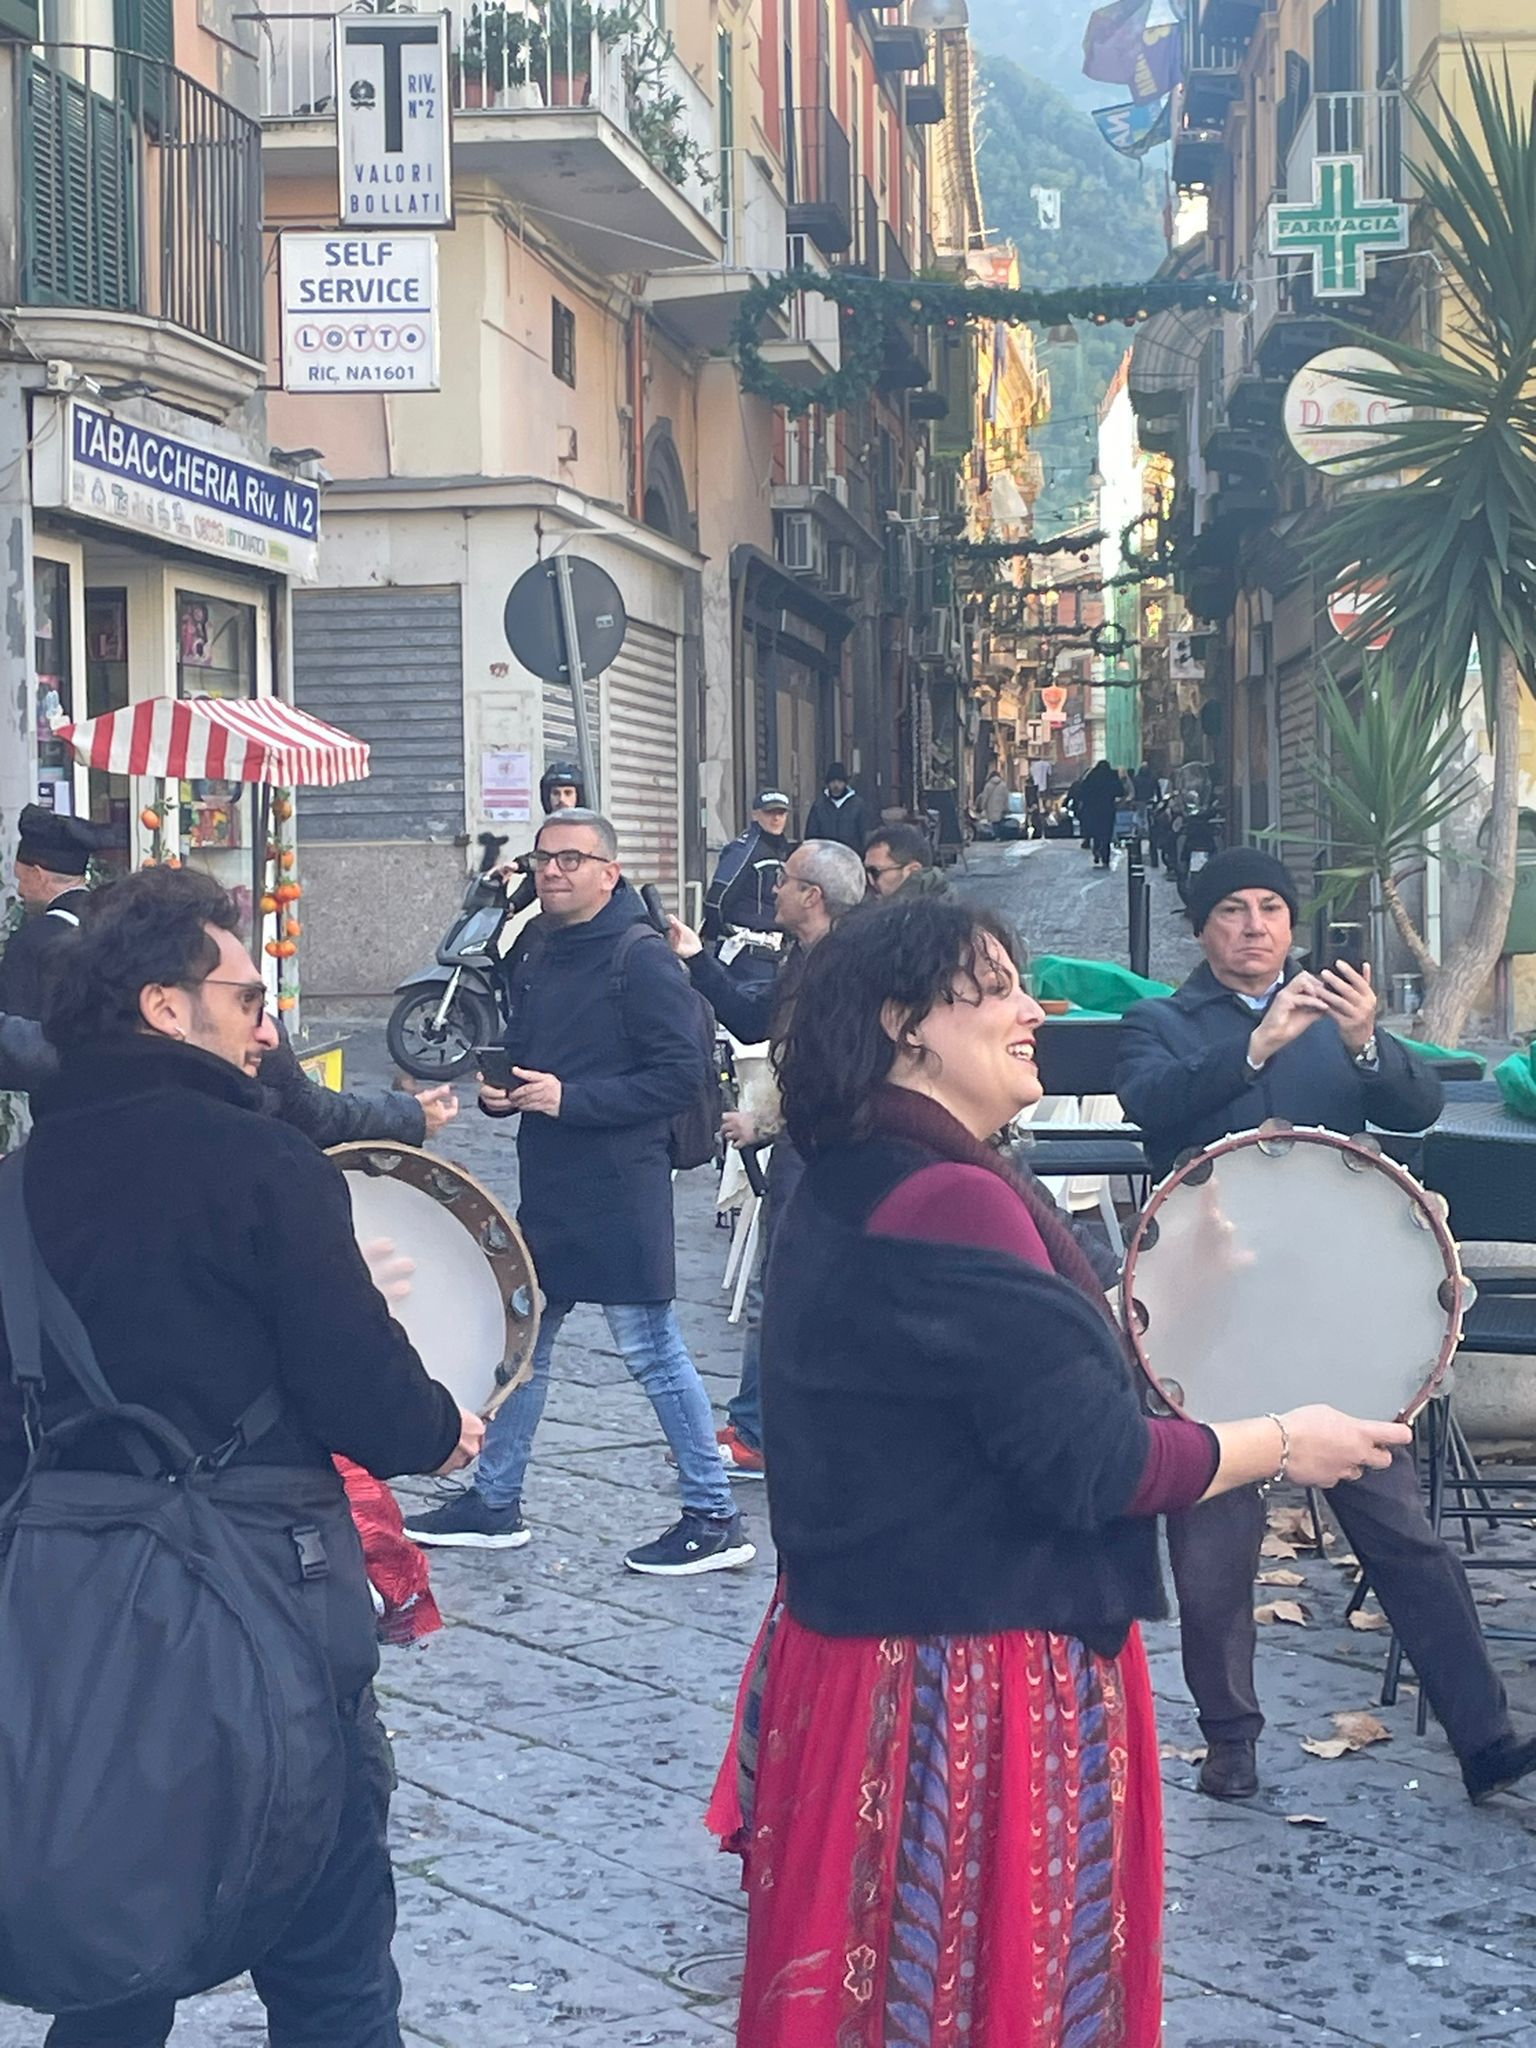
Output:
top-left (8, 844), bottom-right (1536, 2048)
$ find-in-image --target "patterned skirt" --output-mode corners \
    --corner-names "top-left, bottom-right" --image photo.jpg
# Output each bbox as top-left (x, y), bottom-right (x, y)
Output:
top-left (706, 1601), bottom-right (1162, 2048)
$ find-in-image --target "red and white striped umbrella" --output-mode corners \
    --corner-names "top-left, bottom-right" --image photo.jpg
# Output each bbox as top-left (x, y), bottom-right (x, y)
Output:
top-left (53, 695), bottom-right (370, 789)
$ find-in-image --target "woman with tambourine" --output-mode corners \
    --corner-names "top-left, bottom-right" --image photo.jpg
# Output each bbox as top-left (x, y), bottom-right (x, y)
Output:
top-left (707, 895), bottom-right (1409, 2048)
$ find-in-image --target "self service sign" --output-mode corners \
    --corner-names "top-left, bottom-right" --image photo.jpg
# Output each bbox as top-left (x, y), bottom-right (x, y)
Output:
top-left (334, 9), bottom-right (452, 228)
top-left (279, 234), bottom-right (440, 391)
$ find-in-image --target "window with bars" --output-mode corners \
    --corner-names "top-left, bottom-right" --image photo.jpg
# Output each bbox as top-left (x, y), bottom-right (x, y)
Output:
top-left (551, 298), bottom-right (576, 387)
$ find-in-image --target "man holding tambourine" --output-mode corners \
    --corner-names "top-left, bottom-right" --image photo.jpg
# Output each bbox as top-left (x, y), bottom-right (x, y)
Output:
top-left (1116, 849), bottom-right (1536, 1808)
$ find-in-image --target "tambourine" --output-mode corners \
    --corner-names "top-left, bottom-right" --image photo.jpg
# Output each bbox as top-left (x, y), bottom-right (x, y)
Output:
top-left (1120, 1123), bottom-right (1470, 1425)
top-left (328, 1142), bottom-right (540, 1418)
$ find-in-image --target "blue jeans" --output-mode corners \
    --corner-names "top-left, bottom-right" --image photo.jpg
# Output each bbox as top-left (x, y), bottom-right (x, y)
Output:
top-left (728, 1265), bottom-right (764, 1452)
top-left (476, 1300), bottom-right (734, 1520)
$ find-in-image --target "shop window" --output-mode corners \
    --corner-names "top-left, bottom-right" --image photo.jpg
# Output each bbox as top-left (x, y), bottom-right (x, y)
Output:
top-left (176, 589), bottom-right (257, 922)
top-left (551, 298), bottom-right (576, 387)
top-left (85, 588), bottom-right (131, 873)
top-left (33, 559), bottom-right (74, 815)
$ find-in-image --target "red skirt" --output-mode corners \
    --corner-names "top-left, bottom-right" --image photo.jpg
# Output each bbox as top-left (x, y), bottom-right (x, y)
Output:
top-left (707, 1602), bottom-right (1162, 2048)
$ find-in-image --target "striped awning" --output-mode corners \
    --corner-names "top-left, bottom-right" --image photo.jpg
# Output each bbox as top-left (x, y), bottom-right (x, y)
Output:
top-left (53, 695), bottom-right (370, 789)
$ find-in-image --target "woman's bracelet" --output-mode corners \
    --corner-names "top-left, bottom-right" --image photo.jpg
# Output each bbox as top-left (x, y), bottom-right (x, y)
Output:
top-left (1259, 1411), bottom-right (1291, 1493)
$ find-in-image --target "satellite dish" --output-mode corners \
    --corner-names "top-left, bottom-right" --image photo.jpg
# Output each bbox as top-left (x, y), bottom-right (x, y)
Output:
top-left (502, 557), bottom-right (627, 684)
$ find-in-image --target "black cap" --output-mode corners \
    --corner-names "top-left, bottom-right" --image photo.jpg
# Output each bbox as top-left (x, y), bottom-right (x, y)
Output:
top-left (16, 803), bottom-right (110, 876)
top-left (1185, 848), bottom-right (1300, 934)
top-left (826, 761), bottom-right (848, 782)
top-left (753, 788), bottom-right (791, 811)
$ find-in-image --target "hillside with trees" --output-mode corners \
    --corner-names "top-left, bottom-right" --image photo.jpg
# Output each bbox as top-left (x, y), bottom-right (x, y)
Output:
top-left (975, 53), bottom-right (1170, 528)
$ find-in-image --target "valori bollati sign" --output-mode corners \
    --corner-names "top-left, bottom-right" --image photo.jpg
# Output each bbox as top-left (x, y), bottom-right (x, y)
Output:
top-left (278, 234), bottom-right (440, 391)
top-left (334, 10), bottom-right (452, 228)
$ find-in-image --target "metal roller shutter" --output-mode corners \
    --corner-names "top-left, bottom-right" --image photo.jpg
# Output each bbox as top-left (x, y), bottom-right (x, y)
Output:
top-left (606, 622), bottom-right (681, 893)
top-left (292, 587), bottom-right (464, 841)
top-left (1276, 655), bottom-right (1318, 886)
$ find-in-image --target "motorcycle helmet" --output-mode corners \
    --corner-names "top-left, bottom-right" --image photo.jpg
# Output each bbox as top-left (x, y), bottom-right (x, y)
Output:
top-left (539, 760), bottom-right (586, 813)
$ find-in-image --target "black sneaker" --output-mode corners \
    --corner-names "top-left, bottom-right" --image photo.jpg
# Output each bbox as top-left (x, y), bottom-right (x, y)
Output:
top-left (624, 1510), bottom-right (756, 1577)
top-left (402, 1489), bottom-right (529, 1550)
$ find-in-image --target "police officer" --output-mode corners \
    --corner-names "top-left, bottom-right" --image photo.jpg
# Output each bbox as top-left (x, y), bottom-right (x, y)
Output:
top-left (702, 790), bottom-right (795, 991)
top-left (0, 807), bottom-right (111, 1020)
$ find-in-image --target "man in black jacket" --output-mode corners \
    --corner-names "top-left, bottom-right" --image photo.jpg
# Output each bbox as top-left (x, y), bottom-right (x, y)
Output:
top-left (3, 866), bottom-right (476, 2045)
top-left (1115, 848), bottom-right (1536, 1807)
top-left (668, 839), bottom-right (867, 1475)
top-left (405, 810), bottom-right (755, 1578)
top-left (805, 762), bottom-right (868, 852)
top-left (0, 805), bottom-right (111, 1020)
top-left (701, 789), bottom-right (795, 991)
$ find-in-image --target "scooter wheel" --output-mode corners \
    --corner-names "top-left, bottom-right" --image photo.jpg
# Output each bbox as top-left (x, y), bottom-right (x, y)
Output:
top-left (386, 987), bottom-right (495, 1081)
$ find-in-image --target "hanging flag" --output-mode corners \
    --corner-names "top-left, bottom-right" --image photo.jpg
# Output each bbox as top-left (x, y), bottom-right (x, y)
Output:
top-left (1082, 0), bottom-right (1182, 100)
top-left (1093, 94), bottom-right (1174, 156)
top-left (1031, 185), bottom-right (1063, 231)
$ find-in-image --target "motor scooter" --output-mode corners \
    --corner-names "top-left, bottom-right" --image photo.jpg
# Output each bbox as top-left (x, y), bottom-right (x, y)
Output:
top-left (386, 871), bottom-right (513, 1080)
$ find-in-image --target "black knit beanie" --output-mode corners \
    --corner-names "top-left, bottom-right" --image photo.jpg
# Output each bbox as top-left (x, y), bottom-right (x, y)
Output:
top-left (1185, 848), bottom-right (1300, 933)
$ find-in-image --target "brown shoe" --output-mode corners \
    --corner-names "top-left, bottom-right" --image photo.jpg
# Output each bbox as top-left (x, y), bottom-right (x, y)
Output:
top-left (1197, 1738), bottom-right (1259, 1801)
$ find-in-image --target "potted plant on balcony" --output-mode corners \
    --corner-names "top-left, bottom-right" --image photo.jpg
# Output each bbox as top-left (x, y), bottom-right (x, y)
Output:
top-left (458, 3), bottom-right (543, 108)
top-left (618, 18), bottom-right (716, 200)
top-left (542, 0), bottom-right (646, 106)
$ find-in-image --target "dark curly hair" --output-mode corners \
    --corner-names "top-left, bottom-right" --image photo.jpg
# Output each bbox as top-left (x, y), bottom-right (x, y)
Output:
top-left (45, 867), bottom-right (242, 1050)
top-left (776, 896), bottom-right (1022, 1155)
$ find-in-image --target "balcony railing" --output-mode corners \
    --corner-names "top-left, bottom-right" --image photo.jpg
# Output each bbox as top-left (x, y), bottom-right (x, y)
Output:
top-left (1286, 90), bottom-right (1406, 203)
top-left (257, 2), bottom-right (717, 217)
top-left (16, 43), bottom-right (263, 361)
top-left (785, 102), bottom-right (852, 254)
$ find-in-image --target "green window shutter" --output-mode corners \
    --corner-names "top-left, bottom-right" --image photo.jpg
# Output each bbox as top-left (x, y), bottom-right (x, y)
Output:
top-left (21, 56), bottom-right (137, 314)
top-left (114, 0), bottom-right (174, 64)
top-left (0, 0), bottom-right (41, 42)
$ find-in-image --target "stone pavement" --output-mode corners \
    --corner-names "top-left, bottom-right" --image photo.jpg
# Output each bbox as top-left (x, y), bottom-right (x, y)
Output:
top-left (7, 845), bottom-right (1536, 2047)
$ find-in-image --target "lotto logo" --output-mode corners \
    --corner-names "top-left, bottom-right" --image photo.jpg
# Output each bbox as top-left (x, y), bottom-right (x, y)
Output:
top-left (291, 321), bottom-right (430, 353)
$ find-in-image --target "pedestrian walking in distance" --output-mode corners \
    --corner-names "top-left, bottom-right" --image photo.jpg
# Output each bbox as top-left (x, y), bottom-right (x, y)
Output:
top-left (707, 895), bottom-right (1408, 2046)
top-left (1073, 758), bottom-right (1122, 869)
top-left (805, 762), bottom-right (868, 852)
top-left (0, 867), bottom-right (477, 2046)
top-left (405, 808), bottom-right (755, 1577)
top-left (1116, 846), bottom-right (1536, 1807)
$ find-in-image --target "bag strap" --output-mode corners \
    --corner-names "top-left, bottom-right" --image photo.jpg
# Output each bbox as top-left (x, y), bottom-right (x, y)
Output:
top-left (0, 1152), bottom-right (281, 1475)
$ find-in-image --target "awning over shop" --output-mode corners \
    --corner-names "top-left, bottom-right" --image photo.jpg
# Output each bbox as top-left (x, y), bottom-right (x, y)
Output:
top-left (53, 696), bottom-right (370, 788)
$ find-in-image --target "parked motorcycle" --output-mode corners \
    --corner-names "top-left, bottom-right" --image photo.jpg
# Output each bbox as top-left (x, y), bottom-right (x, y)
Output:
top-left (386, 871), bottom-right (513, 1080)
top-left (1167, 765), bottom-right (1225, 905)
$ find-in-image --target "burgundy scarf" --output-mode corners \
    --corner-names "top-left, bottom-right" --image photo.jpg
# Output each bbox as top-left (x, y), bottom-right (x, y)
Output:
top-left (867, 1084), bottom-right (1116, 1321)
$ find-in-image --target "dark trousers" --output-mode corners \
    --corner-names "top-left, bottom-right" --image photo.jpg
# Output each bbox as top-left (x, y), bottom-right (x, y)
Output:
top-left (46, 1689), bottom-right (402, 2048)
top-left (1166, 1446), bottom-right (1511, 1760)
top-left (1090, 827), bottom-right (1112, 867)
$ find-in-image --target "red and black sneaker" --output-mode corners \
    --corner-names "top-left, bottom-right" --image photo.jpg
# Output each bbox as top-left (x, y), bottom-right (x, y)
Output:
top-left (716, 1425), bottom-right (766, 1481)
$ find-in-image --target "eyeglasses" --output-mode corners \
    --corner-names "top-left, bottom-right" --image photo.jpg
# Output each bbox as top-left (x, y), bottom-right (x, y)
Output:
top-left (776, 872), bottom-right (816, 893)
top-left (864, 863), bottom-right (900, 884)
top-left (188, 977), bottom-right (269, 1017)
top-left (529, 848), bottom-right (612, 874)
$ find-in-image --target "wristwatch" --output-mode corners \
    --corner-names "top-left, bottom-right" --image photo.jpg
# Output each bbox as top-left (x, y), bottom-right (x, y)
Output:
top-left (1354, 1034), bottom-right (1380, 1070)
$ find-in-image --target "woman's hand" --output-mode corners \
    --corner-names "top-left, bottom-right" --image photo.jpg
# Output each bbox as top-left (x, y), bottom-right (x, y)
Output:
top-left (1277, 1404), bottom-right (1412, 1488)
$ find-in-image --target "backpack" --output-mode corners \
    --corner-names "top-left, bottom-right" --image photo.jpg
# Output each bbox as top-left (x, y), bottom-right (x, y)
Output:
top-left (0, 1154), bottom-right (348, 2017)
top-left (514, 917), bottom-right (723, 1173)
top-left (611, 923), bottom-right (723, 1171)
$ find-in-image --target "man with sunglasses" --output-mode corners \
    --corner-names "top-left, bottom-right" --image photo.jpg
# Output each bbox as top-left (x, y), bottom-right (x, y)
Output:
top-left (0, 866), bottom-right (477, 2045)
top-left (406, 809), bottom-right (756, 1577)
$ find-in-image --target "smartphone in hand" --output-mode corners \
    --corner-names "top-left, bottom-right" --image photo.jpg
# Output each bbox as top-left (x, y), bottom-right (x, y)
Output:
top-left (477, 1048), bottom-right (517, 1089)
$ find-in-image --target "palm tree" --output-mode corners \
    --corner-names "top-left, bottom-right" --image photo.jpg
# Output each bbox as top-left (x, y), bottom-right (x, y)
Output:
top-left (1306, 48), bottom-right (1536, 1045)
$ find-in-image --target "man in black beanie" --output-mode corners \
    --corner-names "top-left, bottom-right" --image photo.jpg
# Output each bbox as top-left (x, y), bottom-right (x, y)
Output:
top-left (1115, 847), bottom-right (1536, 1810)
top-left (0, 806), bottom-right (110, 1021)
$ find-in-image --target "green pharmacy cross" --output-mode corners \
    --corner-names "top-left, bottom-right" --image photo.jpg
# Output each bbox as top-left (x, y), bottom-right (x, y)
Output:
top-left (1267, 155), bottom-right (1409, 298)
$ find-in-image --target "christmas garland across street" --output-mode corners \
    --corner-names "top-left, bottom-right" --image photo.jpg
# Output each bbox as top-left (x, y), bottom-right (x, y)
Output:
top-left (733, 269), bottom-right (1245, 418)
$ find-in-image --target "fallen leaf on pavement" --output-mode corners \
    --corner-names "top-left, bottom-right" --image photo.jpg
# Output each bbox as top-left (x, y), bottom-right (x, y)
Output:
top-left (1267, 1506), bottom-right (1321, 1546)
top-left (1347, 1608), bottom-right (1390, 1632)
top-left (1476, 1590), bottom-right (1507, 1607)
top-left (1257, 1568), bottom-right (1306, 1588)
top-left (1301, 1711), bottom-right (1392, 1761)
top-left (1160, 1744), bottom-right (1207, 1764)
top-left (1260, 1536), bottom-right (1299, 1560)
top-left (1254, 1599), bottom-right (1309, 1626)
top-left (1332, 1711), bottom-right (1391, 1748)
top-left (1286, 1814), bottom-right (1329, 1827)
top-left (1329, 1553), bottom-right (1360, 1572)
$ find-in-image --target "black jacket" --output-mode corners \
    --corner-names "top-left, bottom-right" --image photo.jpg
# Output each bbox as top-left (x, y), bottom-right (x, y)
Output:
top-left (496, 893), bottom-right (703, 1302)
top-left (0, 1038), bottom-right (461, 1497)
top-left (0, 1014), bottom-right (427, 1150)
top-left (703, 824), bottom-right (794, 939)
top-left (1116, 962), bottom-right (1445, 1180)
top-left (805, 787), bottom-right (868, 852)
top-left (0, 890), bottom-right (91, 1020)
top-left (763, 1132), bottom-right (1159, 1654)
